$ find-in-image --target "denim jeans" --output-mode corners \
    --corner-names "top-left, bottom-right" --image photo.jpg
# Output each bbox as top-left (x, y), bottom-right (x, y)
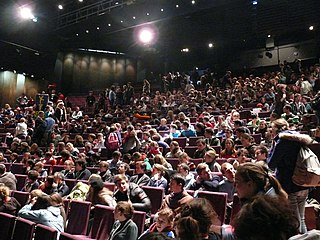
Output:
top-left (288, 189), bottom-right (309, 233)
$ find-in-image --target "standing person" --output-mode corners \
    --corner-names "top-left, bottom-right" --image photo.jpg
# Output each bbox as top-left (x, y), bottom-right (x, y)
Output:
top-left (86, 91), bottom-right (96, 112)
top-left (109, 201), bottom-right (138, 240)
top-left (142, 79), bottom-right (151, 95)
top-left (268, 118), bottom-right (312, 233)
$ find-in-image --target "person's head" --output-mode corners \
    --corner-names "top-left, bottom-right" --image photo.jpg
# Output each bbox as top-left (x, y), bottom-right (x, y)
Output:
top-left (60, 150), bottom-right (71, 160)
top-left (0, 164), bottom-right (6, 175)
top-left (118, 163), bottom-right (130, 175)
top-left (196, 139), bottom-right (207, 151)
top-left (75, 159), bottom-right (87, 172)
top-left (204, 150), bottom-right (217, 163)
top-left (0, 185), bottom-right (10, 202)
top-left (63, 160), bottom-right (74, 170)
top-left (179, 152), bottom-right (190, 164)
top-left (177, 163), bottom-right (190, 177)
top-left (181, 121), bottom-right (190, 130)
top-left (169, 174), bottom-right (185, 193)
top-left (34, 162), bottom-right (44, 173)
top-left (135, 161), bottom-right (146, 174)
top-left (89, 177), bottom-right (104, 193)
top-left (99, 161), bottom-right (109, 172)
top-left (112, 151), bottom-right (122, 160)
top-left (271, 118), bottom-right (289, 136)
top-left (31, 193), bottom-right (50, 210)
top-left (196, 163), bottom-right (211, 181)
top-left (152, 164), bottom-right (165, 177)
top-left (221, 162), bottom-right (235, 182)
top-left (27, 170), bottom-right (39, 182)
top-left (114, 174), bottom-right (129, 193)
top-left (235, 162), bottom-right (287, 201)
top-left (255, 145), bottom-right (268, 161)
top-left (53, 172), bottom-right (65, 184)
top-left (240, 133), bottom-right (253, 147)
top-left (233, 195), bottom-right (299, 240)
top-left (169, 141), bottom-right (180, 152)
top-left (175, 198), bottom-right (219, 239)
top-left (237, 148), bottom-right (249, 163)
top-left (155, 208), bottom-right (175, 232)
top-left (204, 128), bottom-right (214, 138)
top-left (114, 201), bottom-right (134, 221)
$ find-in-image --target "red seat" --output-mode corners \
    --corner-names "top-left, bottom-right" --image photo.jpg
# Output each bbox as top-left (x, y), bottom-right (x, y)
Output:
top-left (132, 210), bottom-right (146, 236)
top-left (197, 191), bottom-right (227, 225)
top-left (141, 186), bottom-right (165, 214)
top-left (11, 163), bottom-right (24, 174)
top-left (305, 204), bottom-right (317, 230)
top-left (52, 165), bottom-right (65, 174)
top-left (66, 200), bottom-right (91, 235)
top-left (188, 136), bottom-right (204, 146)
top-left (184, 146), bottom-right (197, 157)
top-left (251, 133), bottom-right (262, 144)
top-left (59, 232), bottom-right (89, 240)
top-left (173, 137), bottom-right (187, 148)
top-left (12, 190), bottom-right (30, 206)
top-left (165, 158), bottom-right (180, 170)
top-left (104, 182), bottom-right (116, 192)
top-left (89, 205), bottom-right (115, 240)
top-left (0, 212), bottom-right (16, 240)
top-left (34, 224), bottom-right (58, 240)
top-left (12, 217), bottom-right (36, 240)
top-left (14, 174), bottom-right (27, 191)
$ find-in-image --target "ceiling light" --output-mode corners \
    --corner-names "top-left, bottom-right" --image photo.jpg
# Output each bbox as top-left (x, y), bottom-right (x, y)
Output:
top-left (176, 4), bottom-right (179, 8)
top-left (267, 34), bottom-right (271, 38)
top-left (86, 30), bottom-right (89, 33)
top-left (20, 7), bottom-right (34, 20)
top-left (208, 43), bottom-right (213, 48)
top-left (115, 2), bottom-right (119, 4)
top-left (146, 13), bottom-right (150, 16)
top-left (79, 0), bottom-right (83, 2)
top-left (32, 17), bottom-right (38, 22)
top-left (97, 27), bottom-right (100, 30)
top-left (252, 1), bottom-right (258, 5)
top-left (191, 0), bottom-right (196, 4)
top-left (133, 16), bottom-right (136, 19)
top-left (161, 8), bottom-right (164, 12)
top-left (76, 33), bottom-right (79, 36)
top-left (181, 48), bottom-right (189, 52)
top-left (120, 20), bottom-right (123, 23)
top-left (138, 29), bottom-right (154, 44)
top-left (309, 25), bottom-right (314, 31)
top-left (108, 23), bottom-right (111, 27)
top-left (58, 5), bottom-right (63, 10)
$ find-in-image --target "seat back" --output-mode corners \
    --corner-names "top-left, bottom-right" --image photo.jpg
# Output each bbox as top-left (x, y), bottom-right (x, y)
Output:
top-left (89, 205), bottom-right (115, 240)
top-left (12, 217), bottom-right (36, 240)
top-left (66, 200), bottom-right (91, 235)
top-left (10, 163), bottom-right (24, 174)
top-left (14, 174), bottom-right (27, 191)
top-left (64, 179), bottom-right (77, 192)
top-left (103, 182), bottom-right (116, 192)
top-left (173, 137), bottom-right (187, 148)
top-left (52, 165), bottom-right (65, 174)
top-left (188, 136), bottom-right (204, 146)
top-left (141, 186), bottom-right (164, 214)
top-left (34, 224), bottom-right (58, 240)
top-left (184, 146), bottom-right (197, 157)
top-left (132, 210), bottom-right (146, 236)
top-left (165, 158), bottom-right (180, 170)
top-left (197, 191), bottom-right (227, 225)
top-left (0, 212), bottom-right (16, 240)
top-left (12, 190), bottom-right (30, 207)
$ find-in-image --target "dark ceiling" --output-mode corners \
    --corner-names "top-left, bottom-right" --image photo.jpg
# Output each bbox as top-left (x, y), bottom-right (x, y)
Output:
top-left (0, 0), bottom-right (319, 77)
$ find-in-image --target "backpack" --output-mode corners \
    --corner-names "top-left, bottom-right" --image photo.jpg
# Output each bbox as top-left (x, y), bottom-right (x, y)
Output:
top-left (292, 146), bottom-right (320, 187)
top-left (106, 132), bottom-right (120, 151)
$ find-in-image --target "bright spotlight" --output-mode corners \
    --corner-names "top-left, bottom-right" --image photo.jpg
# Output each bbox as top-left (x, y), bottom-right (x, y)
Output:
top-left (58, 4), bottom-right (63, 10)
top-left (20, 7), bottom-right (34, 19)
top-left (208, 43), bottom-right (213, 48)
top-left (309, 25), bottom-right (314, 31)
top-left (139, 29), bottom-right (154, 44)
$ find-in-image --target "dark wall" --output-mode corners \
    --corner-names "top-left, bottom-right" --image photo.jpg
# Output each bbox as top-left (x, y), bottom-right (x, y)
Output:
top-left (55, 51), bottom-right (137, 94)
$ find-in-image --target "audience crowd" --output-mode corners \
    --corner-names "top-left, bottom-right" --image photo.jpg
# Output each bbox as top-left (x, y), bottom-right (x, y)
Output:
top-left (0, 61), bottom-right (320, 239)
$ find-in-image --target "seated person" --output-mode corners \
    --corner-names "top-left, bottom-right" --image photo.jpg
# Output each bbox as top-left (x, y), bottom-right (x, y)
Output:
top-left (98, 161), bottom-right (112, 182)
top-left (179, 121), bottom-right (196, 138)
top-left (218, 163), bottom-right (236, 202)
top-left (254, 145), bottom-right (269, 168)
top-left (129, 161), bottom-right (150, 187)
top-left (148, 164), bottom-right (168, 189)
top-left (190, 163), bottom-right (220, 191)
top-left (0, 184), bottom-right (21, 215)
top-left (60, 160), bottom-right (75, 179)
top-left (107, 151), bottom-right (122, 176)
top-left (86, 174), bottom-right (116, 207)
top-left (18, 193), bottom-right (64, 235)
top-left (34, 162), bottom-right (48, 178)
top-left (74, 159), bottom-right (91, 180)
top-left (53, 172), bottom-right (70, 197)
top-left (193, 139), bottom-right (214, 159)
top-left (177, 163), bottom-right (195, 190)
top-left (113, 174), bottom-right (151, 212)
top-left (161, 174), bottom-right (193, 213)
top-left (22, 170), bottom-right (40, 192)
top-left (203, 150), bottom-right (221, 172)
top-left (39, 176), bottom-right (57, 195)
top-left (204, 127), bottom-right (221, 146)
top-left (139, 208), bottom-right (175, 239)
top-left (0, 163), bottom-right (17, 190)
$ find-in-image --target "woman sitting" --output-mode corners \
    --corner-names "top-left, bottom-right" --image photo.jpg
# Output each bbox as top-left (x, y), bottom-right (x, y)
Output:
top-left (0, 184), bottom-right (21, 215)
top-left (148, 164), bottom-right (168, 189)
top-left (109, 201), bottom-right (138, 240)
top-left (220, 138), bottom-right (237, 159)
top-left (165, 141), bottom-right (183, 159)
